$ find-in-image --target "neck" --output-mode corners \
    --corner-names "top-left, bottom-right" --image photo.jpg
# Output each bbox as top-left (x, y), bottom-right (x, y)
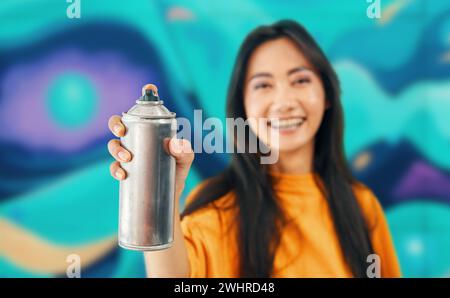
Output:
top-left (269, 141), bottom-right (315, 174)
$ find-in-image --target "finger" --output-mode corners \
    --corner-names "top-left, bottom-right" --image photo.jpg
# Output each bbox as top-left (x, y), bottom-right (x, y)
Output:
top-left (169, 138), bottom-right (194, 167)
top-left (108, 115), bottom-right (126, 137)
top-left (107, 139), bottom-right (132, 162)
top-left (110, 161), bottom-right (126, 180)
top-left (168, 138), bottom-right (194, 184)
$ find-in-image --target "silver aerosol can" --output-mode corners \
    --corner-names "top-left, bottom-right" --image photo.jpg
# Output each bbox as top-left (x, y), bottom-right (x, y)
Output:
top-left (118, 85), bottom-right (177, 251)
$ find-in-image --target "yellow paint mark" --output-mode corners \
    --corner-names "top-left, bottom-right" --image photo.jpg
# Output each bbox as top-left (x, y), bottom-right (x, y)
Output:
top-left (0, 218), bottom-right (116, 275)
top-left (378, 0), bottom-right (411, 26)
top-left (441, 51), bottom-right (450, 63)
top-left (353, 151), bottom-right (372, 171)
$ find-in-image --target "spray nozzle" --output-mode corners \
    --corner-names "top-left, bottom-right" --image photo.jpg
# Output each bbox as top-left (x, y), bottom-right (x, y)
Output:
top-left (139, 84), bottom-right (160, 102)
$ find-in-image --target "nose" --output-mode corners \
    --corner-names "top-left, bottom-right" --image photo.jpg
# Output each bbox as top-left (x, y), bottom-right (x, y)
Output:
top-left (270, 83), bottom-right (299, 113)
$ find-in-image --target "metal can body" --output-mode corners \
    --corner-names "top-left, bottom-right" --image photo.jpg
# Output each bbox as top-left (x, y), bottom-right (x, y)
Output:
top-left (118, 116), bottom-right (177, 251)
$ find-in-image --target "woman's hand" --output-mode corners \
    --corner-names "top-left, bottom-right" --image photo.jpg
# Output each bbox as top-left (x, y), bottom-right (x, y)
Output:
top-left (107, 115), bottom-right (131, 180)
top-left (107, 115), bottom-right (194, 200)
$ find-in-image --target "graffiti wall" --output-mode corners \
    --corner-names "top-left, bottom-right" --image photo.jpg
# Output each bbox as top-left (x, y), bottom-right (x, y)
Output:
top-left (0, 0), bottom-right (449, 277)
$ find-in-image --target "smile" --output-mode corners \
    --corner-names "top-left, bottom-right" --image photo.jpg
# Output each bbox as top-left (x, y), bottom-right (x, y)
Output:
top-left (268, 117), bottom-right (306, 130)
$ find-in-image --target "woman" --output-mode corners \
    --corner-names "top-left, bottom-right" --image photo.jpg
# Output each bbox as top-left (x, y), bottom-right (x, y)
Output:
top-left (107, 20), bottom-right (401, 278)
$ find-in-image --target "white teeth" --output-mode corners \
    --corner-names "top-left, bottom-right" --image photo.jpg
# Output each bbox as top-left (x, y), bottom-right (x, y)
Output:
top-left (270, 118), bottom-right (305, 129)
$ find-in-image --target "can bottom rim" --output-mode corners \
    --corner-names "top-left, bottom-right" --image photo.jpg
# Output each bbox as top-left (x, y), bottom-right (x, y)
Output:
top-left (119, 241), bottom-right (173, 251)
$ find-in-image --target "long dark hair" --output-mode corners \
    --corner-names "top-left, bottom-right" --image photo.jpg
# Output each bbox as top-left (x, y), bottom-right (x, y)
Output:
top-left (181, 20), bottom-right (374, 277)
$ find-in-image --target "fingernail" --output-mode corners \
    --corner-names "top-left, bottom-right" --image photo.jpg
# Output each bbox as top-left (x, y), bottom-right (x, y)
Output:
top-left (118, 151), bottom-right (129, 161)
top-left (114, 124), bottom-right (122, 134)
top-left (115, 170), bottom-right (124, 179)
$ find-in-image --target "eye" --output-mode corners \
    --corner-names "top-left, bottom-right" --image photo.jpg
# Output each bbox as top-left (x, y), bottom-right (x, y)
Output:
top-left (294, 78), bottom-right (311, 85)
top-left (254, 82), bottom-right (272, 90)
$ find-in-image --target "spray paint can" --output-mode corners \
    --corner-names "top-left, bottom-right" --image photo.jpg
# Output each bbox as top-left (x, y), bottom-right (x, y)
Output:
top-left (118, 85), bottom-right (177, 251)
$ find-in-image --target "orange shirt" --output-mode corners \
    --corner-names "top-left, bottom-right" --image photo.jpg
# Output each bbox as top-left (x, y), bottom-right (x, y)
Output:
top-left (181, 172), bottom-right (401, 277)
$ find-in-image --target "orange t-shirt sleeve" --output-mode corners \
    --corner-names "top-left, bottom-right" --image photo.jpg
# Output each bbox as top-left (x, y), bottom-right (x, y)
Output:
top-left (364, 188), bottom-right (402, 278)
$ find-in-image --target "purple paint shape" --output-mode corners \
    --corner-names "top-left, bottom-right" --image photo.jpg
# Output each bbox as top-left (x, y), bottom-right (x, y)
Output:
top-left (393, 160), bottom-right (450, 199)
top-left (0, 48), bottom-right (156, 152)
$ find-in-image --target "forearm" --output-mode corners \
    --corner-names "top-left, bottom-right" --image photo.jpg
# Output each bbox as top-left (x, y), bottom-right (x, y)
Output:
top-left (144, 204), bottom-right (190, 278)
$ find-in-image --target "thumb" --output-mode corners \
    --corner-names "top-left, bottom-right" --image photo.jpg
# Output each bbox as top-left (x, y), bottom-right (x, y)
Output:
top-left (165, 137), bottom-right (194, 196)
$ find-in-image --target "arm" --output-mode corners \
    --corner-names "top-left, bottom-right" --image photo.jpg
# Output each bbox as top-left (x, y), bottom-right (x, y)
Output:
top-left (144, 201), bottom-right (190, 278)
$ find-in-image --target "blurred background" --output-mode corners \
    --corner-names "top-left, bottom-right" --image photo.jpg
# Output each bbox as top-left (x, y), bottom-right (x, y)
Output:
top-left (0, 0), bottom-right (449, 277)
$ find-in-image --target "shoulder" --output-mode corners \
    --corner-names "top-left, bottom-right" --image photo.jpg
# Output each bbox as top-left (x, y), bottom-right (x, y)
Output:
top-left (351, 181), bottom-right (377, 204)
top-left (183, 178), bottom-right (236, 211)
top-left (351, 181), bottom-right (385, 230)
top-left (181, 179), bottom-right (237, 231)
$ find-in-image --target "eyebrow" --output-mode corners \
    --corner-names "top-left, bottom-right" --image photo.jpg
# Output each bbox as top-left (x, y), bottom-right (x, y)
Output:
top-left (247, 66), bottom-right (313, 82)
top-left (287, 66), bottom-right (312, 76)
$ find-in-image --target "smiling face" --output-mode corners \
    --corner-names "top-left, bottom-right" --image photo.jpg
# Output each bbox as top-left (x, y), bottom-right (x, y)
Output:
top-left (243, 37), bottom-right (329, 154)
